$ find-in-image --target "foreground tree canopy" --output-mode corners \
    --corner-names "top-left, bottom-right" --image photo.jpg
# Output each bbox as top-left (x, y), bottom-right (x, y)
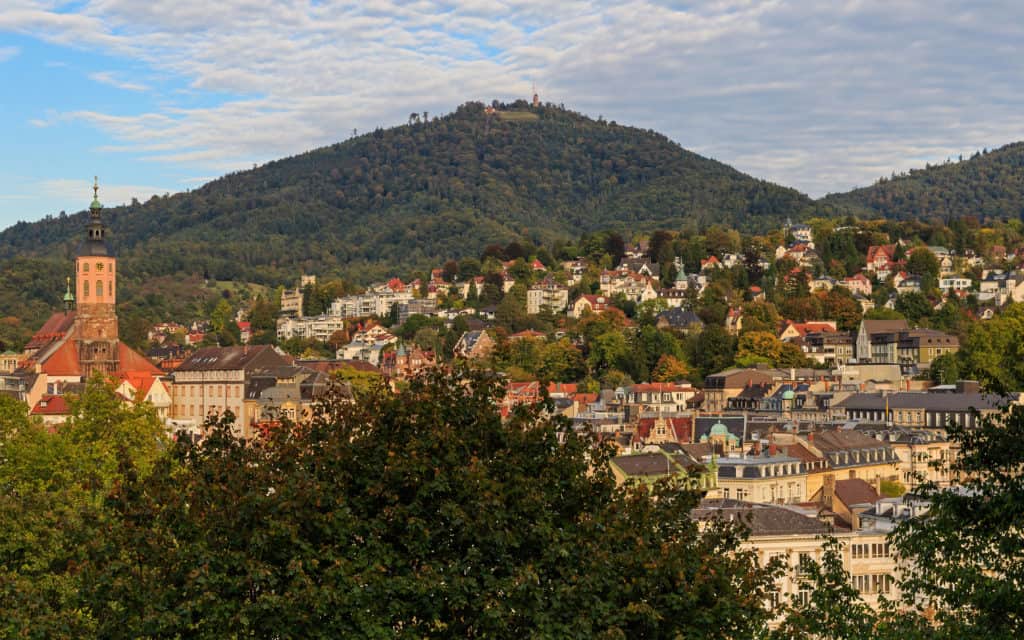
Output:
top-left (4, 372), bottom-right (1024, 638)
top-left (1, 371), bottom-right (776, 638)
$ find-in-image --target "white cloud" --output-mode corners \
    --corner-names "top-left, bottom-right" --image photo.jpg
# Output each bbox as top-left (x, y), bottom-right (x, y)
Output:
top-left (4, 1), bottom-right (1024, 197)
top-left (0, 46), bottom-right (19, 62)
top-left (89, 70), bottom-right (149, 91)
top-left (40, 178), bottom-right (174, 207)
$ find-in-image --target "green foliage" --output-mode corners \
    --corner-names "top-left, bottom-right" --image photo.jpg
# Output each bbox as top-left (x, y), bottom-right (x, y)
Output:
top-left (75, 369), bottom-right (777, 637)
top-left (954, 302), bottom-right (1024, 392)
top-left (0, 376), bottom-right (167, 637)
top-left (879, 480), bottom-right (906, 498)
top-left (0, 103), bottom-right (810, 307)
top-left (822, 143), bottom-right (1024, 222)
top-left (890, 403), bottom-right (1024, 638)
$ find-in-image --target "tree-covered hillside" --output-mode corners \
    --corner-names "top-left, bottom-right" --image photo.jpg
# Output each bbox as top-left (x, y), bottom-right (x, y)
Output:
top-left (820, 142), bottom-right (1024, 222)
top-left (0, 101), bottom-right (810, 288)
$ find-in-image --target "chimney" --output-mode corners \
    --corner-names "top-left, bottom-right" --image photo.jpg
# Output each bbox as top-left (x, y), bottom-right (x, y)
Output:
top-left (769, 442), bottom-right (778, 456)
top-left (807, 432), bottom-right (814, 443)
top-left (823, 474), bottom-right (835, 510)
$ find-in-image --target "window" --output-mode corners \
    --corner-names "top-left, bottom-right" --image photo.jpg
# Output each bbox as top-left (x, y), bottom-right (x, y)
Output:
top-left (83, 262), bottom-right (89, 272)
top-left (797, 552), bottom-right (813, 576)
top-left (83, 281), bottom-right (89, 297)
top-left (96, 280), bottom-right (103, 297)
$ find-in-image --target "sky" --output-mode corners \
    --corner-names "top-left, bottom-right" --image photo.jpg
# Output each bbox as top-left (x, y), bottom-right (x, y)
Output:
top-left (2, 0), bottom-right (1024, 228)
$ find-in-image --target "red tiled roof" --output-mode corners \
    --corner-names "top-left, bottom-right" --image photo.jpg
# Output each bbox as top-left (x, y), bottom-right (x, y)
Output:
top-left (834, 478), bottom-right (880, 507)
top-left (24, 312), bottom-right (76, 351)
top-left (117, 342), bottom-right (161, 374)
top-left (546, 382), bottom-right (578, 395)
top-left (636, 417), bottom-right (693, 442)
top-left (39, 340), bottom-right (80, 377)
top-left (31, 394), bottom-right (70, 416)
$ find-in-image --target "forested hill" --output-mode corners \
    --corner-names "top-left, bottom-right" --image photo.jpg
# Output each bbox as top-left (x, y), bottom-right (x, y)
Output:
top-left (0, 101), bottom-right (810, 286)
top-left (819, 142), bottom-right (1024, 221)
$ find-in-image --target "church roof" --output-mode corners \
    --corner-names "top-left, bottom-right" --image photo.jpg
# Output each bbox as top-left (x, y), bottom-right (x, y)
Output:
top-left (24, 311), bottom-right (76, 352)
top-left (39, 340), bottom-right (80, 377)
top-left (117, 342), bottom-right (161, 374)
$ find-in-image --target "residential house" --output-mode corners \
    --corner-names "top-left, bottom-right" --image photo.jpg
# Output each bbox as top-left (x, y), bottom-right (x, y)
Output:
top-left (526, 279), bottom-right (570, 314)
top-left (569, 294), bottom-right (615, 318)
top-left (840, 273), bottom-right (873, 297)
top-left (703, 368), bottom-right (776, 412)
top-left (855, 319), bottom-right (909, 362)
top-left (453, 330), bottom-right (495, 359)
top-left (700, 255), bottom-right (723, 271)
top-left (810, 477), bottom-right (880, 529)
top-left (865, 244), bottom-right (897, 275)
top-left (800, 331), bottom-right (855, 367)
top-left (619, 257), bottom-right (660, 277)
top-left (280, 288), bottom-right (304, 317)
top-left (712, 446), bottom-right (809, 504)
top-left (397, 298), bottom-right (437, 324)
top-left (790, 223), bottom-right (814, 244)
top-left (655, 307), bottom-right (704, 333)
top-left (609, 450), bottom-right (717, 493)
top-left (938, 276), bottom-right (971, 293)
top-left (380, 343), bottom-right (435, 379)
top-left (276, 314), bottom-right (347, 342)
top-left (779, 321), bottom-right (837, 342)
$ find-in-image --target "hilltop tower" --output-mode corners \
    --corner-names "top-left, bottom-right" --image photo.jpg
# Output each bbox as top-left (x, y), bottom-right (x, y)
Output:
top-left (75, 177), bottom-right (120, 377)
top-left (532, 84), bottom-right (539, 108)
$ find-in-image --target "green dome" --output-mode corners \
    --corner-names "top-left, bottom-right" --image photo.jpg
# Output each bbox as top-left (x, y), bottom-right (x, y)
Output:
top-left (782, 389), bottom-right (796, 400)
top-left (710, 421), bottom-right (729, 436)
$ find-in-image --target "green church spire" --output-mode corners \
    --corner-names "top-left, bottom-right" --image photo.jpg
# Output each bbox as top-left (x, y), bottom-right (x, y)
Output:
top-left (90, 176), bottom-right (103, 211)
top-left (63, 276), bottom-right (75, 312)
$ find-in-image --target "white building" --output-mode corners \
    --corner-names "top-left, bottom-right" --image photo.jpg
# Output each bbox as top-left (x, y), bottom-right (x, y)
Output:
top-left (527, 281), bottom-right (570, 314)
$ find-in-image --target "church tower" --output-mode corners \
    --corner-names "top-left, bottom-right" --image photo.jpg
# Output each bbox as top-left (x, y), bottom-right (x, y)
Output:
top-left (75, 177), bottom-right (120, 377)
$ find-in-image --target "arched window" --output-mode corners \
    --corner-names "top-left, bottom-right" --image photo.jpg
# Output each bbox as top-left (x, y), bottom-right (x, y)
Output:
top-left (96, 280), bottom-right (103, 297)
top-left (83, 281), bottom-right (89, 298)
top-left (83, 263), bottom-right (90, 272)
top-left (108, 280), bottom-right (113, 298)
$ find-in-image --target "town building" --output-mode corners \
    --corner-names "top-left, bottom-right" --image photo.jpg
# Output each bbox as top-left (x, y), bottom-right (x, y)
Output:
top-left (276, 314), bottom-right (347, 342)
top-left (2, 180), bottom-right (162, 413)
top-left (453, 330), bottom-right (495, 359)
top-left (526, 279), bottom-right (570, 314)
top-left (169, 345), bottom-right (292, 437)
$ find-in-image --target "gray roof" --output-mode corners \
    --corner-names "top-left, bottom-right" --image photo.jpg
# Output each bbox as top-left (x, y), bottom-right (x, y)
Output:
top-left (656, 307), bottom-right (703, 329)
top-left (692, 500), bottom-right (829, 535)
top-left (836, 391), bottom-right (1012, 412)
top-left (175, 345), bottom-right (290, 373)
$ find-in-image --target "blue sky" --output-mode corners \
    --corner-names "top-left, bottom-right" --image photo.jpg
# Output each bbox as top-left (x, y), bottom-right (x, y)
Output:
top-left (2, 1), bottom-right (1024, 229)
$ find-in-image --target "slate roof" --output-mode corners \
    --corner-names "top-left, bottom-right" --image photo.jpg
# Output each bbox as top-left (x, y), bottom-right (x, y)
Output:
top-left (692, 500), bottom-right (830, 535)
top-left (175, 345), bottom-right (290, 373)
top-left (656, 307), bottom-right (703, 329)
top-left (611, 451), bottom-right (702, 477)
top-left (836, 391), bottom-right (1011, 412)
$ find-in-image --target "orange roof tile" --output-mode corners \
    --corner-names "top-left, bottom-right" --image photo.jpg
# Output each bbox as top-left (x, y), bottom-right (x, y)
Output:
top-left (39, 340), bottom-right (80, 377)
